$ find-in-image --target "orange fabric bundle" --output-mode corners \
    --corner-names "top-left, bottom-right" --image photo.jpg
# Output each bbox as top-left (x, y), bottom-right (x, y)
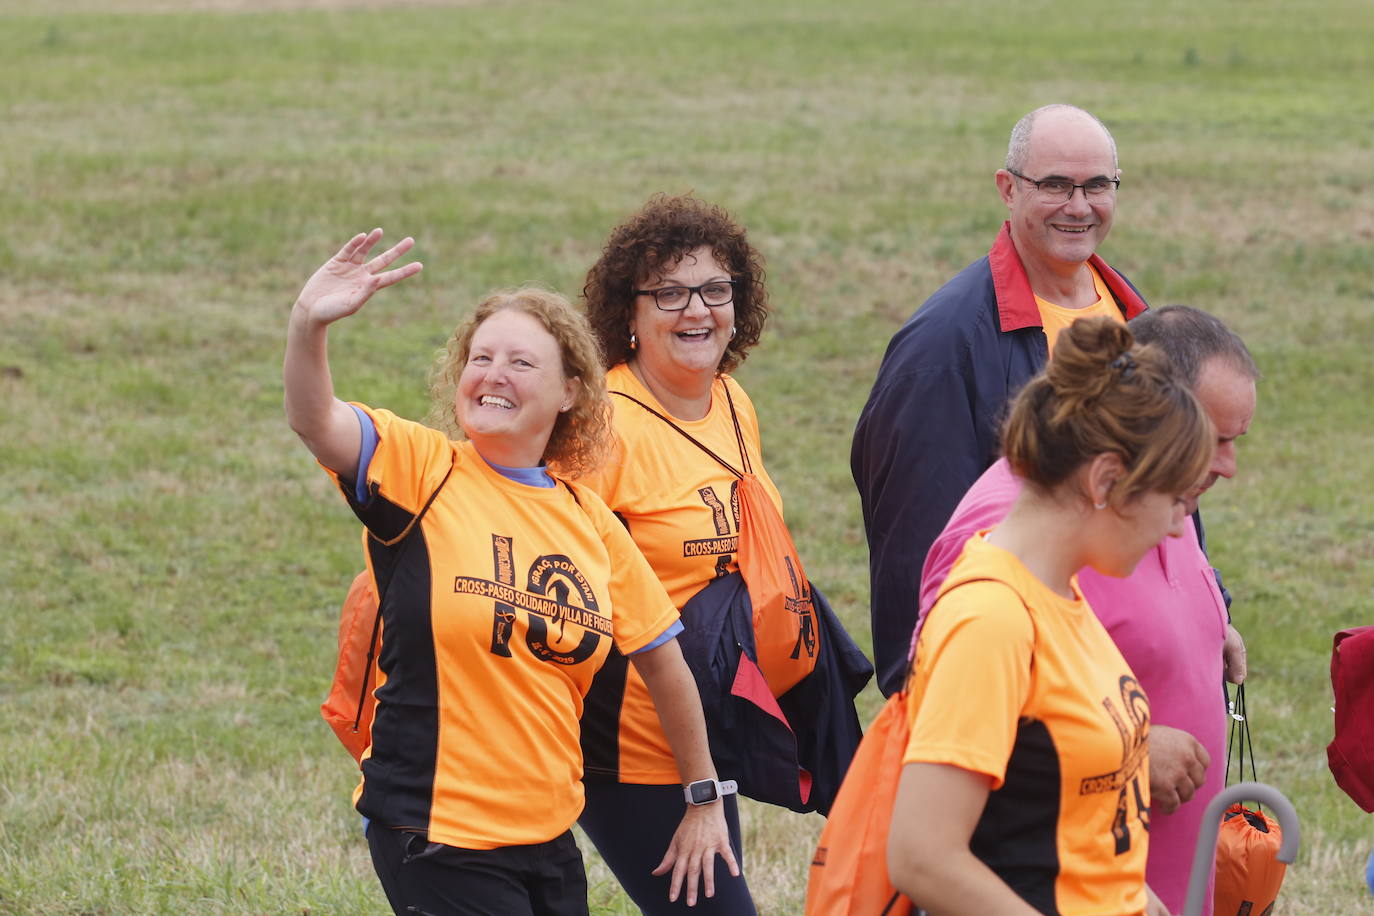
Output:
top-left (1214, 802), bottom-right (1286, 916)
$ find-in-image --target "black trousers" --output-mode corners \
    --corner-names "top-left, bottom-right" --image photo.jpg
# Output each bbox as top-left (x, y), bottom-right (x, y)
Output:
top-left (367, 824), bottom-right (589, 916)
top-left (578, 781), bottom-right (756, 915)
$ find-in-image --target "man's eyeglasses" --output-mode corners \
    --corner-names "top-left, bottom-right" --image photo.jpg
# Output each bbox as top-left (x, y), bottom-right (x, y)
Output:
top-left (634, 281), bottom-right (738, 312)
top-left (1007, 168), bottom-right (1120, 202)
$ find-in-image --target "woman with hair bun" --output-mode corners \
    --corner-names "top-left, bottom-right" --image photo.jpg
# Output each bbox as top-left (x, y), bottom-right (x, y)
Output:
top-left (885, 316), bottom-right (1215, 916)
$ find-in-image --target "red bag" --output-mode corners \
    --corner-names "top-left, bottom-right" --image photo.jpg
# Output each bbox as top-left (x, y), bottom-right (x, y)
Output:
top-left (804, 691), bottom-right (913, 916)
top-left (1214, 684), bottom-right (1287, 916)
top-left (1327, 626), bottom-right (1374, 812)
top-left (320, 572), bottom-right (381, 764)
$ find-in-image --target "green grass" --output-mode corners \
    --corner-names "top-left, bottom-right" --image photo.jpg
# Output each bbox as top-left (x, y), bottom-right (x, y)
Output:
top-left (2, 0), bottom-right (1373, 912)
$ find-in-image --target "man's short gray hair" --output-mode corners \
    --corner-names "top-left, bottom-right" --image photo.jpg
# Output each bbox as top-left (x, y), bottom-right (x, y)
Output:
top-left (1005, 104), bottom-right (1119, 173)
top-left (1129, 305), bottom-right (1260, 388)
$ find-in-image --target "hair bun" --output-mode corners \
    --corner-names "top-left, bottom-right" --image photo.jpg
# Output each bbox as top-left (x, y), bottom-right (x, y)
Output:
top-left (1046, 317), bottom-right (1136, 406)
top-left (1000, 313), bottom-right (1215, 506)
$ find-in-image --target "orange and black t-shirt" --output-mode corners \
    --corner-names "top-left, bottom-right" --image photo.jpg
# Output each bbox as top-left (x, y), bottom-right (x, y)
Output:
top-left (904, 534), bottom-right (1150, 916)
top-left (577, 364), bottom-right (785, 784)
top-left (326, 405), bottom-right (679, 850)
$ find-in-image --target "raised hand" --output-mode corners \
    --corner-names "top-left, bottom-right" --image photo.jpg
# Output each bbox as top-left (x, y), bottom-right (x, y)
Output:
top-left (293, 229), bottom-right (423, 326)
top-left (284, 229), bottom-right (423, 476)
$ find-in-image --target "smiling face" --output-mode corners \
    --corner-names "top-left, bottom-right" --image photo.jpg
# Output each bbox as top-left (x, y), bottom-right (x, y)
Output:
top-left (1181, 358), bottom-right (1257, 513)
top-left (629, 245), bottom-right (735, 395)
top-left (997, 109), bottom-right (1118, 274)
top-left (455, 308), bottom-right (578, 468)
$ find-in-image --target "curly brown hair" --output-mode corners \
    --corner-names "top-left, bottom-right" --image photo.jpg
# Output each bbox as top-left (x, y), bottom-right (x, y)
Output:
top-left (581, 193), bottom-right (769, 373)
top-left (425, 287), bottom-right (613, 478)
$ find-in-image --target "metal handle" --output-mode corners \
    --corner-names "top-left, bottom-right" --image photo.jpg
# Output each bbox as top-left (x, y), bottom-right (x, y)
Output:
top-left (1182, 781), bottom-right (1301, 916)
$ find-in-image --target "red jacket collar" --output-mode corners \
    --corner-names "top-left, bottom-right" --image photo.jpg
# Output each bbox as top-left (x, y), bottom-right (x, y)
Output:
top-left (987, 222), bottom-right (1148, 332)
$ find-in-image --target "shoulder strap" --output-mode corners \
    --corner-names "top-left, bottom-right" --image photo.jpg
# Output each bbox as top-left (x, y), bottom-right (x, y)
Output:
top-left (353, 452), bottom-right (456, 730)
top-left (369, 454), bottom-right (456, 548)
top-left (904, 575), bottom-right (1036, 693)
top-left (718, 377), bottom-right (754, 475)
top-left (611, 388), bottom-right (746, 480)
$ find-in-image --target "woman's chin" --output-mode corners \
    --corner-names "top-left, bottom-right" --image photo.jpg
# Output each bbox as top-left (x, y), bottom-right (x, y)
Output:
top-left (663, 349), bottom-right (725, 379)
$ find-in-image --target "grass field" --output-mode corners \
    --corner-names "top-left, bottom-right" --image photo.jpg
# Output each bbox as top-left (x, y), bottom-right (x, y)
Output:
top-left (2, 0), bottom-right (1372, 912)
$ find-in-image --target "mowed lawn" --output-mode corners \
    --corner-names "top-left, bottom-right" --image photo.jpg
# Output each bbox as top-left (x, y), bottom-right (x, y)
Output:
top-left (2, 0), bottom-right (1372, 912)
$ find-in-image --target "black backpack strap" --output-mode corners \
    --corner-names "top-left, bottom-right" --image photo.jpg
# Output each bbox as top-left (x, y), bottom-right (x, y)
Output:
top-left (611, 389), bottom-right (745, 480)
top-left (353, 453), bottom-right (456, 731)
top-left (718, 376), bottom-right (754, 475)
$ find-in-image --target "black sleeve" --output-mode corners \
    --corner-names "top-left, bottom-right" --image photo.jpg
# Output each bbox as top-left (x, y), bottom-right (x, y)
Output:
top-left (852, 364), bottom-right (990, 696)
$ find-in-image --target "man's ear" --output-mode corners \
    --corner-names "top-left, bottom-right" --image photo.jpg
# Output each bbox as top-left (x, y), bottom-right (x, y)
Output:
top-left (995, 169), bottom-right (1017, 209)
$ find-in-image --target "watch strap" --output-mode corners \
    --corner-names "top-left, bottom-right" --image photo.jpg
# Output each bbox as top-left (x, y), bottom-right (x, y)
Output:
top-left (684, 778), bottom-right (740, 805)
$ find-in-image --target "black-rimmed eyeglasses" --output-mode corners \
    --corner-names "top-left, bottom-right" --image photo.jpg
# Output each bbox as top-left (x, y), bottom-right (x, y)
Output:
top-left (1007, 168), bottom-right (1121, 202)
top-left (633, 281), bottom-right (738, 312)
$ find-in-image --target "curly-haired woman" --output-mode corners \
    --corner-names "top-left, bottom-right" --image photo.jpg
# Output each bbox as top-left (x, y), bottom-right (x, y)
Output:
top-left (576, 195), bottom-right (867, 914)
top-left (283, 230), bottom-right (737, 916)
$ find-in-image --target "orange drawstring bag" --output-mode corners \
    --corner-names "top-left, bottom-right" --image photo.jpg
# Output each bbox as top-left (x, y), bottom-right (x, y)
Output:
top-left (320, 572), bottom-right (380, 763)
top-left (804, 690), bottom-right (914, 916)
top-left (1214, 683), bottom-right (1287, 916)
top-left (613, 381), bottom-right (819, 698)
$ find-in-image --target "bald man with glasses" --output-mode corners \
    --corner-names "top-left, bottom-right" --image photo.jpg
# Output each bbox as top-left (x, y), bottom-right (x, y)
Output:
top-left (852, 104), bottom-right (1151, 697)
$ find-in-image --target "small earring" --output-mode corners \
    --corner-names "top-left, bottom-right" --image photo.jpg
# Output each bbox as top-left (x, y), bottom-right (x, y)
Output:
top-left (729, 326), bottom-right (737, 340)
top-left (629, 332), bottom-right (638, 350)
top-left (1094, 501), bottom-right (1107, 510)
top-left (559, 404), bottom-right (571, 413)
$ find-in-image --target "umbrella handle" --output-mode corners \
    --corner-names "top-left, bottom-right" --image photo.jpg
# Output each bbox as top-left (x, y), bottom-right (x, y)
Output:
top-left (1182, 781), bottom-right (1301, 916)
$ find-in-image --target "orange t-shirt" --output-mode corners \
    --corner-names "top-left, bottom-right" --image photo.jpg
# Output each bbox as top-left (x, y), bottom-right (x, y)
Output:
top-left (1037, 264), bottom-right (1126, 357)
top-left (904, 534), bottom-right (1150, 916)
top-left (328, 406), bottom-right (679, 849)
top-left (577, 364), bottom-right (784, 783)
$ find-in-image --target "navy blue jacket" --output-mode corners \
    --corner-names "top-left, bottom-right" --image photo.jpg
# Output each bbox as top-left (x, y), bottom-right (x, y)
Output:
top-left (676, 571), bottom-right (873, 815)
top-left (851, 223), bottom-right (1148, 696)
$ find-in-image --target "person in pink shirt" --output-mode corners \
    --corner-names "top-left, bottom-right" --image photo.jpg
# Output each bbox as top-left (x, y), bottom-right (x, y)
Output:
top-left (917, 306), bottom-right (1258, 916)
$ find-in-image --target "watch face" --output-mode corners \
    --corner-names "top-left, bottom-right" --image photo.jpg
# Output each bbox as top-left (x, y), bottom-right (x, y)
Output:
top-left (689, 780), bottom-right (718, 805)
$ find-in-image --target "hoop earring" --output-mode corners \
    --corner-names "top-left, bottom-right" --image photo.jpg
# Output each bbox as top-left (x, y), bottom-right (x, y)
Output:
top-left (1094, 501), bottom-right (1107, 510)
top-left (729, 326), bottom-right (737, 340)
top-left (629, 332), bottom-right (638, 350)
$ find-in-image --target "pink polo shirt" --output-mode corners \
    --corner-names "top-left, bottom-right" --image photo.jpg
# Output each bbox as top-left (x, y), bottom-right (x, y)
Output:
top-left (915, 458), bottom-right (1229, 916)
